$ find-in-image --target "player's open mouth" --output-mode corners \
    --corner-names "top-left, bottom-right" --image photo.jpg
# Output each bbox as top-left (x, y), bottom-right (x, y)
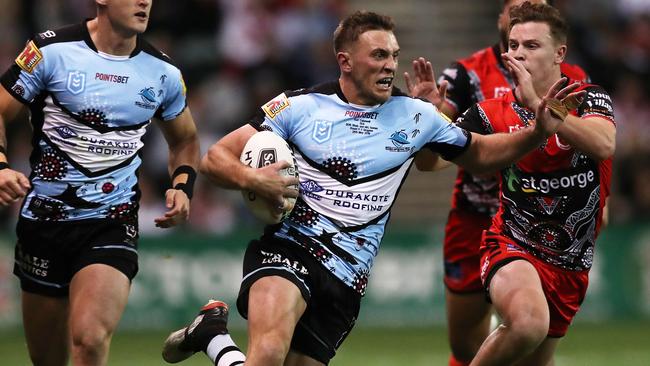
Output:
top-left (376, 77), bottom-right (393, 90)
top-left (135, 12), bottom-right (147, 20)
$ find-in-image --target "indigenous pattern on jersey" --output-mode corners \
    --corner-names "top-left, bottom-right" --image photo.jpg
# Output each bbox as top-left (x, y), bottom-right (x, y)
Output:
top-left (457, 80), bottom-right (614, 271)
top-left (250, 81), bottom-right (471, 295)
top-left (439, 45), bottom-right (589, 216)
top-left (0, 21), bottom-right (186, 222)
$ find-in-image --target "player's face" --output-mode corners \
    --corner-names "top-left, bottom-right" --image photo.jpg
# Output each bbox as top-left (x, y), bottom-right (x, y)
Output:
top-left (498, 0), bottom-right (545, 49)
top-left (102, 0), bottom-right (152, 35)
top-left (507, 22), bottom-right (564, 86)
top-left (347, 30), bottom-right (399, 105)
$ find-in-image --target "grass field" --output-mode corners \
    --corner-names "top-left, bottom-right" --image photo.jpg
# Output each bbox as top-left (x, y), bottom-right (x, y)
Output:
top-left (1, 322), bottom-right (649, 365)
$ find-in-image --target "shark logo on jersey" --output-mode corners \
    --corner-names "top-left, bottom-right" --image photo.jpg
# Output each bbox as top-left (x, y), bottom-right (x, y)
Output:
top-left (386, 130), bottom-right (413, 152)
top-left (135, 87), bottom-right (157, 109)
top-left (66, 71), bottom-right (86, 95)
top-left (389, 130), bottom-right (409, 147)
top-left (139, 87), bottom-right (156, 103)
top-left (312, 120), bottom-right (333, 143)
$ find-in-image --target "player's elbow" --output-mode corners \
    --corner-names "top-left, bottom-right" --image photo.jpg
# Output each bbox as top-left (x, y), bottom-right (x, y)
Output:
top-left (590, 137), bottom-right (615, 161)
top-left (199, 146), bottom-right (219, 177)
top-left (601, 137), bottom-right (615, 160)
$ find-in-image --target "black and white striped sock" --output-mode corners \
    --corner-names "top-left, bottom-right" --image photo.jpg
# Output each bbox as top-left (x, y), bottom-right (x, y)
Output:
top-left (206, 334), bottom-right (246, 366)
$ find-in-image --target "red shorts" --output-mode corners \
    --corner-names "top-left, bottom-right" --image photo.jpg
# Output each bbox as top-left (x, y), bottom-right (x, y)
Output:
top-left (479, 231), bottom-right (589, 337)
top-left (443, 209), bottom-right (493, 293)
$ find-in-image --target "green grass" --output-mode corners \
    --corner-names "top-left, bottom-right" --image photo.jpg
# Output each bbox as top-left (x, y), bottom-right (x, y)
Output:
top-left (1, 322), bottom-right (648, 365)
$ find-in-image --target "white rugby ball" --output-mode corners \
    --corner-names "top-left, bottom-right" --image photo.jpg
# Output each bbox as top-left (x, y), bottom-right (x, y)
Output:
top-left (240, 131), bottom-right (299, 224)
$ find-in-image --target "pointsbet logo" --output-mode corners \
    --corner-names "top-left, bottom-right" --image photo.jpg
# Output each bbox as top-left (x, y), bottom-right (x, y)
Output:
top-left (505, 167), bottom-right (596, 194)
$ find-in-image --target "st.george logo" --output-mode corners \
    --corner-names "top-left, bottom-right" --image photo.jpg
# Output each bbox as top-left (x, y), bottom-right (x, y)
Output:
top-left (312, 120), bottom-right (332, 144)
top-left (66, 71), bottom-right (86, 95)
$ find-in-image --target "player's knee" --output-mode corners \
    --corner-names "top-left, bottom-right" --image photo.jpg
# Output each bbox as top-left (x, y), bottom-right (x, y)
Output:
top-left (508, 309), bottom-right (549, 350)
top-left (249, 335), bottom-right (291, 364)
top-left (71, 325), bottom-right (111, 355)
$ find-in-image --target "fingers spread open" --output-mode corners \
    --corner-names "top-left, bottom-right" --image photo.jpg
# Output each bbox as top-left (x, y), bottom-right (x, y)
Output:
top-left (404, 72), bottom-right (413, 94)
top-left (554, 81), bottom-right (580, 100)
top-left (545, 77), bottom-right (568, 99)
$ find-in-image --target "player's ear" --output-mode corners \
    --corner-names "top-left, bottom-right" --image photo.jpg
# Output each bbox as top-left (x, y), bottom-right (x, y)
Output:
top-left (554, 44), bottom-right (567, 65)
top-left (337, 51), bottom-right (352, 72)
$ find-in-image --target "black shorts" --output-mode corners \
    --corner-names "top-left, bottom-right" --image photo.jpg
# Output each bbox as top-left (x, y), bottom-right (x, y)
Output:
top-left (13, 218), bottom-right (139, 297)
top-left (237, 237), bottom-right (361, 364)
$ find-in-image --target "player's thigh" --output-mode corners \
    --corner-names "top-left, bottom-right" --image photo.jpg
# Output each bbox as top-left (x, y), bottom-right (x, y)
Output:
top-left (247, 275), bottom-right (307, 341)
top-left (488, 259), bottom-right (547, 323)
top-left (514, 337), bottom-right (559, 366)
top-left (22, 291), bottom-right (69, 359)
top-left (68, 263), bottom-right (130, 334)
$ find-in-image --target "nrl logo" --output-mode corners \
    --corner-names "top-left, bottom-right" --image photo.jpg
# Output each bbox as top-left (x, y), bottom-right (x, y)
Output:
top-left (312, 120), bottom-right (332, 144)
top-left (66, 71), bottom-right (86, 95)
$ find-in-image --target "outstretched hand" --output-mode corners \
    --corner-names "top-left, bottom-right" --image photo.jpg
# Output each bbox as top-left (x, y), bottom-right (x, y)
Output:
top-left (404, 57), bottom-right (448, 108)
top-left (155, 188), bottom-right (190, 228)
top-left (534, 78), bottom-right (585, 138)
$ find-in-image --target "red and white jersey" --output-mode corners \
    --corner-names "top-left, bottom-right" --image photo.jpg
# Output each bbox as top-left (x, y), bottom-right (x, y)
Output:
top-left (457, 79), bottom-right (615, 271)
top-left (439, 45), bottom-right (590, 216)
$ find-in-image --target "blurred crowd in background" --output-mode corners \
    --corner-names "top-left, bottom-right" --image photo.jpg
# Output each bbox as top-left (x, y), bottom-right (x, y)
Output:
top-left (0, 0), bottom-right (648, 235)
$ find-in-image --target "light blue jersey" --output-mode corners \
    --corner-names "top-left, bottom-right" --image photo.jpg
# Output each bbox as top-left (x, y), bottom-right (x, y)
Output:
top-left (251, 81), bottom-right (471, 295)
top-left (1, 21), bottom-right (186, 222)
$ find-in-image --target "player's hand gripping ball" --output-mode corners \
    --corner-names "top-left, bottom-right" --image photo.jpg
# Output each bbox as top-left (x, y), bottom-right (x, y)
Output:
top-left (240, 131), bottom-right (299, 224)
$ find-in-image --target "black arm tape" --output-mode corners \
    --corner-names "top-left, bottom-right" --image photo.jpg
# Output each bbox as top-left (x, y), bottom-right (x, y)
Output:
top-left (172, 165), bottom-right (197, 199)
top-left (0, 162), bottom-right (9, 170)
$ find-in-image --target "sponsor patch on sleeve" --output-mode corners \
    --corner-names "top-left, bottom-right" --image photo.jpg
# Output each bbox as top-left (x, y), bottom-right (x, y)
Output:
top-left (262, 93), bottom-right (290, 119)
top-left (15, 41), bottom-right (43, 74)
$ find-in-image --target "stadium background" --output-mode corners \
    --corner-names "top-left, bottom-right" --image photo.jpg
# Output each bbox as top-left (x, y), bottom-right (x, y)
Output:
top-left (0, 0), bottom-right (649, 364)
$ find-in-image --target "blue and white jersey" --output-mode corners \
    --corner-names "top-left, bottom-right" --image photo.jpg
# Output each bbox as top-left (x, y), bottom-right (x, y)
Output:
top-left (1, 21), bottom-right (187, 222)
top-left (251, 81), bottom-right (471, 295)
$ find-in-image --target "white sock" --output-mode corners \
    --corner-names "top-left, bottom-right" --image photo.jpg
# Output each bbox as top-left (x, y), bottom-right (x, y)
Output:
top-left (205, 334), bottom-right (246, 366)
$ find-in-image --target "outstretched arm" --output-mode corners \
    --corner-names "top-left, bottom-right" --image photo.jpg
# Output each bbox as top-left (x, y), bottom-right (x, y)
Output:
top-left (155, 108), bottom-right (200, 228)
top-left (0, 86), bottom-right (30, 206)
top-left (200, 124), bottom-right (299, 209)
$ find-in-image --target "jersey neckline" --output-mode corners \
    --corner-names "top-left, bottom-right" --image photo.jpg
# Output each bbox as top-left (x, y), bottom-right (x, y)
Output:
top-left (81, 18), bottom-right (143, 58)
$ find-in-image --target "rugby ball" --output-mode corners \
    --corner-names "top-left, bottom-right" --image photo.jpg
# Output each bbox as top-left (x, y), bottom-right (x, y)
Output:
top-left (240, 131), bottom-right (299, 224)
